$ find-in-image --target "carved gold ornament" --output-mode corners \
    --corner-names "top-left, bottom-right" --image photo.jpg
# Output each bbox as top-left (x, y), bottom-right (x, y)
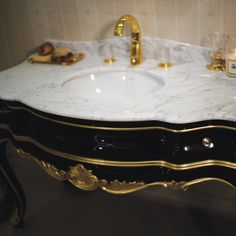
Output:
top-left (101, 180), bottom-right (146, 194)
top-left (16, 148), bottom-right (236, 194)
top-left (67, 164), bottom-right (100, 191)
top-left (16, 149), bottom-right (67, 181)
top-left (16, 148), bottom-right (146, 193)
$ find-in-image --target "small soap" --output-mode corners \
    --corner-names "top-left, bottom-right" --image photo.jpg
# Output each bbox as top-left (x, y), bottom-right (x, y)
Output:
top-left (31, 54), bottom-right (52, 62)
top-left (53, 47), bottom-right (70, 57)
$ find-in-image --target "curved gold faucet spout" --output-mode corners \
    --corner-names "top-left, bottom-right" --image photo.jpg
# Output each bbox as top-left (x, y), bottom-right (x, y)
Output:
top-left (114, 15), bottom-right (142, 65)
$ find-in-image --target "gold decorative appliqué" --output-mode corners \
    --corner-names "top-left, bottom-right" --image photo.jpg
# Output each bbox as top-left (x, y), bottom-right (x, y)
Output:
top-left (16, 149), bottom-right (67, 181)
top-left (67, 164), bottom-right (100, 191)
top-left (16, 148), bottom-right (236, 194)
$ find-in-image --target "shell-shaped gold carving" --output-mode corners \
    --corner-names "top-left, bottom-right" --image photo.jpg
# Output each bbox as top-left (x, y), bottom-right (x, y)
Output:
top-left (67, 164), bottom-right (99, 191)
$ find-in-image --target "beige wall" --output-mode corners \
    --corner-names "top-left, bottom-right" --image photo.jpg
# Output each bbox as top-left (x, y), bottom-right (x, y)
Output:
top-left (0, 0), bottom-right (236, 70)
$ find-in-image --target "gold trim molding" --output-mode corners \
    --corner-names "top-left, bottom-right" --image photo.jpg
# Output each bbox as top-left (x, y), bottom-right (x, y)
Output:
top-left (1, 124), bottom-right (236, 170)
top-left (6, 104), bottom-right (236, 132)
top-left (16, 148), bottom-right (236, 194)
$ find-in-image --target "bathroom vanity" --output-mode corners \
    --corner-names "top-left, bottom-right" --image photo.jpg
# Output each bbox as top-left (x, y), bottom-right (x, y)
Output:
top-left (0, 36), bottom-right (236, 227)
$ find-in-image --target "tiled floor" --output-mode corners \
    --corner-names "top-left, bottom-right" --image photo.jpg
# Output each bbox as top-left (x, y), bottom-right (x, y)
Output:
top-left (1, 145), bottom-right (236, 236)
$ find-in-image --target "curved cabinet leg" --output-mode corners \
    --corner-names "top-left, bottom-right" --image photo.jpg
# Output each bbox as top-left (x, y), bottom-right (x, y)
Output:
top-left (0, 141), bottom-right (25, 228)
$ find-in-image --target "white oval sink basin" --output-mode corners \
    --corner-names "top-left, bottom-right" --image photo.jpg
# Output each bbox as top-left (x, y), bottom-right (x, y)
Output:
top-left (61, 67), bottom-right (164, 100)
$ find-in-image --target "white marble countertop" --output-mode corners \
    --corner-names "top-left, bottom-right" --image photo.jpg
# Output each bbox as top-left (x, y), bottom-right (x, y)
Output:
top-left (0, 37), bottom-right (236, 124)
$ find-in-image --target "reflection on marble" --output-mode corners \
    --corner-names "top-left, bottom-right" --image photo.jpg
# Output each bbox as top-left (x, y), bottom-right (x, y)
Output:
top-left (0, 37), bottom-right (235, 123)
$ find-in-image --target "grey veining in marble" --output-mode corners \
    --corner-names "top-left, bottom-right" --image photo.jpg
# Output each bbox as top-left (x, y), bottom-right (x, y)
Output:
top-left (0, 37), bottom-right (235, 124)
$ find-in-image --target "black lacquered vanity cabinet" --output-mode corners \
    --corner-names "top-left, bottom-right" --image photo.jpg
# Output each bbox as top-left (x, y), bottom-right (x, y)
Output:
top-left (1, 99), bottom-right (236, 228)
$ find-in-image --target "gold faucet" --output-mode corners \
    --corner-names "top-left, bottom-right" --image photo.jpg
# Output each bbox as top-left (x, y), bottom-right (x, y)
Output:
top-left (114, 15), bottom-right (142, 65)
